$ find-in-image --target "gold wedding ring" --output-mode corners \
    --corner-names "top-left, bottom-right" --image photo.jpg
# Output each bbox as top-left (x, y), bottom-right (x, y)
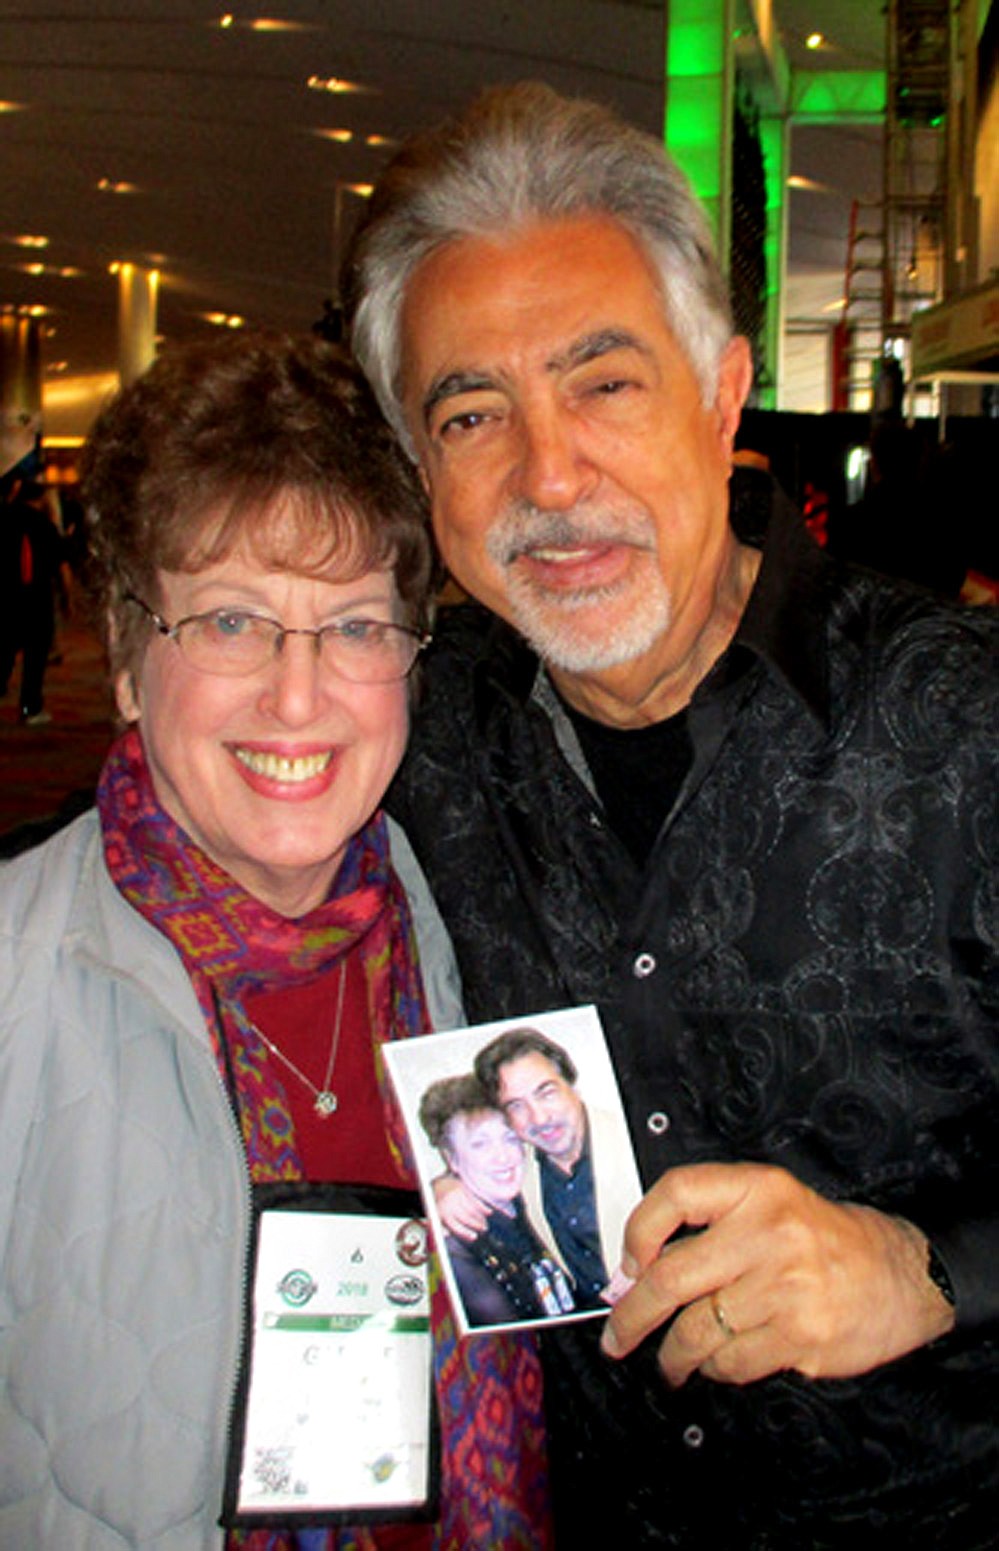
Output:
top-left (711, 1292), bottom-right (737, 1340)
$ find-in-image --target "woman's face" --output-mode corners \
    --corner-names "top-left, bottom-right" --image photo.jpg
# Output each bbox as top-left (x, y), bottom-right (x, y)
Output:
top-left (445, 1110), bottom-right (526, 1209)
top-left (116, 517), bottom-right (409, 917)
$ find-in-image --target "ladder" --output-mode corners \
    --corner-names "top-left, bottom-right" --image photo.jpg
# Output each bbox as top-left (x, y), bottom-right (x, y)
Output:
top-left (834, 0), bottom-right (950, 411)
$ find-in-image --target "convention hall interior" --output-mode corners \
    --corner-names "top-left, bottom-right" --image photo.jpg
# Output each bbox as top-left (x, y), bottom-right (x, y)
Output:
top-left (0, 0), bottom-right (996, 844)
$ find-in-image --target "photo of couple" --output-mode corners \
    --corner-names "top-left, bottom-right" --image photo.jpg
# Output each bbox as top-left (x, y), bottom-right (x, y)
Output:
top-left (385, 1006), bottom-right (642, 1334)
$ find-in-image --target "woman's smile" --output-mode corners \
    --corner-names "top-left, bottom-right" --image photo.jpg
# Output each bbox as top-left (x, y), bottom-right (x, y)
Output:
top-left (229, 742), bottom-right (338, 797)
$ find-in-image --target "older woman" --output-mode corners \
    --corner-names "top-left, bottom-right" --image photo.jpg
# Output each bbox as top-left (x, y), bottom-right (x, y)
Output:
top-left (420, 1075), bottom-right (574, 1329)
top-left (0, 336), bottom-right (548, 1549)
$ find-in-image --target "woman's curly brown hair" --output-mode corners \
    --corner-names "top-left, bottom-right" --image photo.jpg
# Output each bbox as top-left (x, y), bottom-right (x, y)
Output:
top-left (80, 332), bottom-right (435, 682)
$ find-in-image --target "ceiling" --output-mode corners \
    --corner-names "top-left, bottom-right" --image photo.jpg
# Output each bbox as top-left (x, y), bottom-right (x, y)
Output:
top-left (0, 1), bottom-right (887, 417)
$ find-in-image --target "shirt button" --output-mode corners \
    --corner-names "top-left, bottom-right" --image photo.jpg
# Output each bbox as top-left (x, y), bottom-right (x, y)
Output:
top-left (647, 1111), bottom-right (670, 1136)
top-left (633, 951), bottom-right (656, 978)
top-left (682, 1424), bottom-right (705, 1450)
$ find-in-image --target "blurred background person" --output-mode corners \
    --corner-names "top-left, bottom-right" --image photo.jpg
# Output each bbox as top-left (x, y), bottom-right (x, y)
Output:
top-left (0, 449), bottom-right (64, 724)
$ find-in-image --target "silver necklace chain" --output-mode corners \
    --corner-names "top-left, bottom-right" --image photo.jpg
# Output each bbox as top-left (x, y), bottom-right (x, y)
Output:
top-left (247, 958), bottom-right (347, 1119)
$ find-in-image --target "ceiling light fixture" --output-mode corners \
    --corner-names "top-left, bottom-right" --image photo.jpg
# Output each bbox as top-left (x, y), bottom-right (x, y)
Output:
top-left (202, 311), bottom-right (244, 329)
top-left (315, 128), bottom-right (353, 143)
top-left (787, 174), bottom-right (829, 192)
top-left (98, 178), bottom-right (140, 195)
top-left (806, 32), bottom-right (825, 50)
top-left (307, 75), bottom-right (365, 95)
top-left (217, 13), bottom-right (313, 31)
top-left (248, 18), bottom-right (312, 31)
top-left (16, 261), bottom-right (83, 279)
top-left (11, 234), bottom-right (49, 249)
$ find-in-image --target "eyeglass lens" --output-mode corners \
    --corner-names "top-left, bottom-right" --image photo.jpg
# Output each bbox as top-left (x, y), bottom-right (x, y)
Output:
top-left (176, 613), bottom-right (420, 682)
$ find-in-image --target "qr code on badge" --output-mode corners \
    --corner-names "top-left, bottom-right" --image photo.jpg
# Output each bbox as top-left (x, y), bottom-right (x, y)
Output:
top-left (252, 1444), bottom-right (294, 1496)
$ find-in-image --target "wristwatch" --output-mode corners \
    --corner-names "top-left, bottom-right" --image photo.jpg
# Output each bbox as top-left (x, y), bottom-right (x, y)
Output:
top-left (926, 1241), bottom-right (957, 1309)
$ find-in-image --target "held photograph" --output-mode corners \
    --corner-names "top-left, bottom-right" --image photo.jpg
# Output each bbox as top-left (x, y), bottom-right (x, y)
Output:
top-left (384, 1005), bottom-right (643, 1336)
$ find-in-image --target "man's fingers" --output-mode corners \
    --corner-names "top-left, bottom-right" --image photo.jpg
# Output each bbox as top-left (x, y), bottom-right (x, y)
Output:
top-left (606, 1193), bottom-right (767, 1360)
top-left (656, 1279), bottom-right (780, 1386)
top-left (621, 1161), bottom-right (762, 1274)
top-left (602, 1243), bottom-right (683, 1356)
top-left (602, 1237), bottom-right (725, 1358)
top-left (682, 1321), bottom-right (790, 1388)
top-left (610, 1171), bottom-right (958, 1388)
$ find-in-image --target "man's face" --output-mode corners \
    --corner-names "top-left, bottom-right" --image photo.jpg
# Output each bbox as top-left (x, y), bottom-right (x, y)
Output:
top-left (496, 1051), bottom-right (586, 1171)
top-left (400, 214), bottom-right (751, 719)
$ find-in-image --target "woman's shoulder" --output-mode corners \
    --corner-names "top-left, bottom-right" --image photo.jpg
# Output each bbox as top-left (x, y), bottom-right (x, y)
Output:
top-left (0, 808), bottom-right (101, 945)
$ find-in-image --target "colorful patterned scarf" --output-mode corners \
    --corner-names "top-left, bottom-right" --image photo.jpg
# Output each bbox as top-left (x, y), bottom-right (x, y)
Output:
top-left (97, 728), bottom-right (551, 1551)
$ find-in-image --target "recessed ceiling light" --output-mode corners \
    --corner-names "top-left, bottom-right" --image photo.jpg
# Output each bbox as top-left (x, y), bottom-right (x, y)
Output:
top-left (805, 32), bottom-right (825, 50)
top-left (342, 182), bottom-right (373, 198)
top-left (16, 261), bottom-right (84, 279)
top-left (787, 174), bottom-right (830, 192)
top-left (11, 234), bottom-right (50, 249)
top-left (307, 75), bottom-right (366, 95)
top-left (201, 311), bottom-right (244, 329)
top-left (217, 14), bottom-right (314, 31)
top-left (315, 128), bottom-right (353, 143)
top-left (0, 101), bottom-right (25, 114)
top-left (365, 134), bottom-right (395, 149)
top-left (97, 177), bottom-right (140, 195)
top-left (248, 18), bottom-right (313, 31)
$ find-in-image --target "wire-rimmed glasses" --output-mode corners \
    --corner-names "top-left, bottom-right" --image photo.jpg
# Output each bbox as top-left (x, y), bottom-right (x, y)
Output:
top-left (125, 594), bottom-right (430, 685)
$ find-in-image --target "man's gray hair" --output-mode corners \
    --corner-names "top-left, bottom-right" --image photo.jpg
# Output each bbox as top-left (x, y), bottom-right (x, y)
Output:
top-left (344, 81), bottom-right (734, 457)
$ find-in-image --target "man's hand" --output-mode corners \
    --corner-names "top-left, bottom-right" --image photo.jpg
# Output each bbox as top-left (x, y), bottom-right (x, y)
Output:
top-left (432, 1172), bottom-right (490, 1241)
top-left (600, 1162), bottom-right (955, 1386)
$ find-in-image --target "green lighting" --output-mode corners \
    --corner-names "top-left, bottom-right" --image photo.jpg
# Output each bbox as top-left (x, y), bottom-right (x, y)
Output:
top-left (790, 71), bottom-right (886, 122)
top-left (757, 115), bottom-right (787, 409)
top-left (665, 0), bottom-right (734, 248)
top-left (667, 14), bottom-right (726, 76)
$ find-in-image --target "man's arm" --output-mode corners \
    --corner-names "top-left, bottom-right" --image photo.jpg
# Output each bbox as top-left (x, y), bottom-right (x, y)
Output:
top-left (601, 1162), bottom-right (956, 1386)
top-left (433, 1171), bottom-right (490, 1241)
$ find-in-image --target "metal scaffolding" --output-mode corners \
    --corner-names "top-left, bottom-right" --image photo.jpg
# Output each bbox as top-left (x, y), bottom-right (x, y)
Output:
top-left (837, 0), bottom-right (951, 411)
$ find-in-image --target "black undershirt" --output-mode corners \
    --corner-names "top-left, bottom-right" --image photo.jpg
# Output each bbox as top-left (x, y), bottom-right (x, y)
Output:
top-left (561, 699), bottom-right (693, 869)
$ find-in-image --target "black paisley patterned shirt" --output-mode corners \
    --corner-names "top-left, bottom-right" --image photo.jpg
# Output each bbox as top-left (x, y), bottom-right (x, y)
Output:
top-left (389, 471), bottom-right (998, 1548)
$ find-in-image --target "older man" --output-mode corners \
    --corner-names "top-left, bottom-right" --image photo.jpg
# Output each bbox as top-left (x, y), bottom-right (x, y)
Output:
top-left (480, 1027), bottom-right (626, 1306)
top-left (346, 83), bottom-right (998, 1547)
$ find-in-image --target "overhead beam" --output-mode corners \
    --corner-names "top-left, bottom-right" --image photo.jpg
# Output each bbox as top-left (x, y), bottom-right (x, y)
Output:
top-left (790, 71), bottom-right (886, 124)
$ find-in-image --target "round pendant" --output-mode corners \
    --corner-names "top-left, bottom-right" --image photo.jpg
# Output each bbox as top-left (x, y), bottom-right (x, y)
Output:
top-left (314, 1091), bottom-right (338, 1118)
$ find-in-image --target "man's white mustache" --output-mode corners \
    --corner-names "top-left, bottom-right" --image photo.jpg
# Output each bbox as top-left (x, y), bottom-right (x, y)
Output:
top-left (488, 505), bottom-right (656, 566)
